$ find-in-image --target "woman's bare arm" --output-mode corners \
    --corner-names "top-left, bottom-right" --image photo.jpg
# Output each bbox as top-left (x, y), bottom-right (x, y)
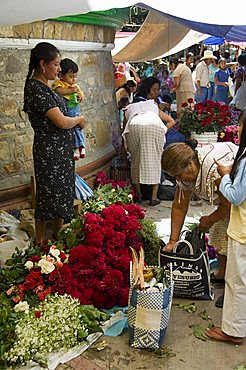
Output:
top-left (164, 187), bottom-right (192, 251)
top-left (159, 109), bottom-right (176, 130)
top-left (46, 107), bottom-right (86, 129)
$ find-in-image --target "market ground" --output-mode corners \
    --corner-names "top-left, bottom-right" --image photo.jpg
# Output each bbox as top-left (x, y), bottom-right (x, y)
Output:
top-left (58, 200), bottom-right (246, 370)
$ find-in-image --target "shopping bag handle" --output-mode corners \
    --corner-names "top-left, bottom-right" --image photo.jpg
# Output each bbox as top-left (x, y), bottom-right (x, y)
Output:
top-left (173, 240), bottom-right (194, 255)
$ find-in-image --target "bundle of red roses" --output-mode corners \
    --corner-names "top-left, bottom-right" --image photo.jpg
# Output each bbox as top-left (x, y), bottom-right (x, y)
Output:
top-left (179, 99), bottom-right (232, 137)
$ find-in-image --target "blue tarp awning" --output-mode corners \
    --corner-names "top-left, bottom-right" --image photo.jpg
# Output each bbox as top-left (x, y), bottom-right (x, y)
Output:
top-left (202, 36), bottom-right (225, 45)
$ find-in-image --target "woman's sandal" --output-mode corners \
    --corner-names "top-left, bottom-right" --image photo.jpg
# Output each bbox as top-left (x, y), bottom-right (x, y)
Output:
top-left (205, 327), bottom-right (244, 345)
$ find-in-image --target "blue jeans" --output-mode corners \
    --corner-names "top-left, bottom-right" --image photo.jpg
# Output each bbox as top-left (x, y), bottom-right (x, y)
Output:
top-left (195, 86), bottom-right (208, 103)
top-left (207, 82), bottom-right (215, 100)
top-left (67, 104), bottom-right (85, 148)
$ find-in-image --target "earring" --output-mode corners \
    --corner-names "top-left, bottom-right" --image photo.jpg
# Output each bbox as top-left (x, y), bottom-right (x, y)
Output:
top-left (42, 68), bottom-right (46, 74)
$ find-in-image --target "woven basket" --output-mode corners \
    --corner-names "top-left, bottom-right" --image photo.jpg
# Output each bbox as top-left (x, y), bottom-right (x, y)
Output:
top-left (110, 166), bottom-right (131, 182)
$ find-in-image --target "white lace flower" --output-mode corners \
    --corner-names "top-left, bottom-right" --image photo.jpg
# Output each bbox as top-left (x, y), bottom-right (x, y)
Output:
top-left (4, 294), bottom-right (108, 366)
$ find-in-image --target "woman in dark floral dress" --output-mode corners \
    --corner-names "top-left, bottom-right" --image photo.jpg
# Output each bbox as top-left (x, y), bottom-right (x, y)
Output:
top-left (24, 42), bottom-right (85, 244)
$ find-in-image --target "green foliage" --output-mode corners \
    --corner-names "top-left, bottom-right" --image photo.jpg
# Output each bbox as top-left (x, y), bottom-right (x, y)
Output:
top-left (137, 218), bottom-right (162, 265)
top-left (57, 217), bottom-right (85, 250)
top-left (174, 302), bottom-right (197, 314)
top-left (234, 365), bottom-right (246, 370)
top-left (0, 293), bottom-right (23, 369)
top-left (198, 310), bottom-right (211, 321)
top-left (0, 245), bottom-right (42, 294)
top-left (189, 324), bottom-right (207, 341)
top-left (80, 183), bottom-right (133, 214)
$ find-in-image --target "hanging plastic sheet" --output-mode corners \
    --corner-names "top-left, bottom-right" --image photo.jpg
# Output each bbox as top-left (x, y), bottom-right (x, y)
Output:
top-left (74, 174), bottom-right (93, 201)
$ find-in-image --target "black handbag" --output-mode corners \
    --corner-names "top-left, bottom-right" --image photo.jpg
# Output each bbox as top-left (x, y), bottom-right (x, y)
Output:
top-left (159, 227), bottom-right (213, 300)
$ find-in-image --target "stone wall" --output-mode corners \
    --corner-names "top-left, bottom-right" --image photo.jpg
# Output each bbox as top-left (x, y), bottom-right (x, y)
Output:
top-left (0, 21), bottom-right (119, 199)
top-left (0, 20), bottom-right (115, 43)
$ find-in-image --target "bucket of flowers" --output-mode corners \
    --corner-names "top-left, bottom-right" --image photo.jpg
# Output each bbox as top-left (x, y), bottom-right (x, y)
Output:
top-left (179, 99), bottom-right (232, 144)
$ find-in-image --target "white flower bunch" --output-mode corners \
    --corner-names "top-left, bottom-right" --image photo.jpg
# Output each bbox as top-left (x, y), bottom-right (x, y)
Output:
top-left (4, 294), bottom-right (88, 365)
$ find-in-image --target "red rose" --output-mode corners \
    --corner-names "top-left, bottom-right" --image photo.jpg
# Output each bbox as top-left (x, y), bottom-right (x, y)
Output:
top-left (38, 287), bottom-right (51, 301)
top-left (28, 255), bottom-right (40, 263)
top-left (187, 98), bottom-right (193, 104)
top-left (24, 270), bottom-right (43, 290)
top-left (59, 251), bottom-right (67, 261)
top-left (181, 102), bottom-right (188, 107)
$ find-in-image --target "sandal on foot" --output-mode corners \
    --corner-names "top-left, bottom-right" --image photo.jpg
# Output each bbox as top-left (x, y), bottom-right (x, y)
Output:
top-left (205, 327), bottom-right (243, 345)
top-left (149, 199), bottom-right (161, 206)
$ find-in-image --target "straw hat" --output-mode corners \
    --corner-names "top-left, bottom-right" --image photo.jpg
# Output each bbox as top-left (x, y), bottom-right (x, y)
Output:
top-left (200, 50), bottom-right (217, 60)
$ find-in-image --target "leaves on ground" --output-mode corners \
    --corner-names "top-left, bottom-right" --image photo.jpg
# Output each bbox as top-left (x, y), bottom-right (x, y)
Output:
top-left (234, 365), bottom-right (246, 370)
top-left (154, 347), bottom-right (176, 358)
top-left (174, 302), bottom-right (196, 314)
top-left (207, 321), bottom-right (215, 329)
top-left (91, 340), bottom-right (108, 351)
top-left (189, 324), bottom-right (207, 341)
top-left (198, 310), bottom-right (211, 321)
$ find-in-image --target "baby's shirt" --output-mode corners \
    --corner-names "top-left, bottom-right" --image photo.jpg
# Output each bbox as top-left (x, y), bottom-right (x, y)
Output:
top-left (51, 79), bottom-right (84, 101)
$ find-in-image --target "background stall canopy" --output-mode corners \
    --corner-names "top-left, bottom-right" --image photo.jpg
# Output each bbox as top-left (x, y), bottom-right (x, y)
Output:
top-left (0, 1), bottom-right (245, 63)
top-left (0, 0), bottom-right (245, 28)
top-left (112, 11), bottom-right (190, 62)
top-left (0, 0), bottom-right (245, 39)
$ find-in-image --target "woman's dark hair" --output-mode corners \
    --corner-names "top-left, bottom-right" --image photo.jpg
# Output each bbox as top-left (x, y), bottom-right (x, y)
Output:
top-left (162, 94), bottom-right (173, 104)
top-left (213, 50), bottom-right (221, 60)
top-left (60, 58), bottom-right (78, 74)
top-left (238, 53), bottom-right (246, 66)
top-left (218, 57), bottom-right (227, 64)
top-left (230, 109), bottom-right (246, 181)
top-left (186, 52), bottom-right (194, 60)
top-left (169, 57), bottom-right (182, 66)
top-left (135, 76), bottom-right (160, 99)
top-left (23, 42), bottom-right (60, 112)
top-left (116, 79), bottom-right (136, 95)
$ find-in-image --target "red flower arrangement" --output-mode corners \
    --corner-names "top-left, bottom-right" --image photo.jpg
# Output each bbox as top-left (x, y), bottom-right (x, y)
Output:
top-left (217, 124), bottom-right (239, 144)
top-left (94, 171), bottom-right (131, 191)
top-left (179, 99), bottom-right (232, 136)
top-left (8, 203), bottom-right (145, 309)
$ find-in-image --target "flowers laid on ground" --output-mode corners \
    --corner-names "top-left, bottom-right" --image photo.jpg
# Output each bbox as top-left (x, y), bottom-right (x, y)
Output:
top-left (179, 99), bottom-right (232, 137)
top-left (3, 293), bottom-right (108, 366)
top-left (0, 180), bottom-right (162, 368)
top-left (3, 203), bottom-right (145, 312)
